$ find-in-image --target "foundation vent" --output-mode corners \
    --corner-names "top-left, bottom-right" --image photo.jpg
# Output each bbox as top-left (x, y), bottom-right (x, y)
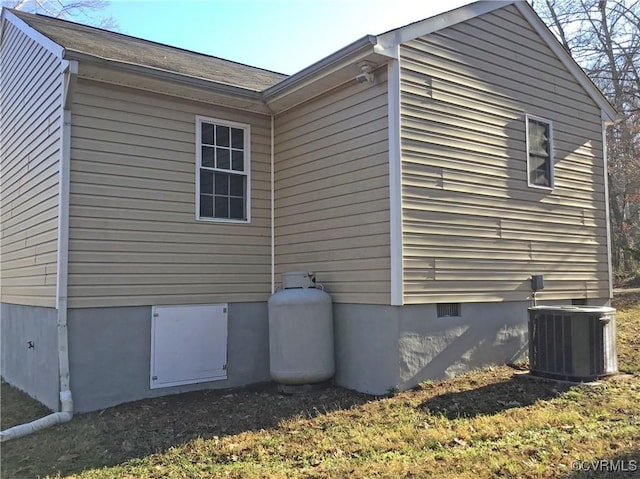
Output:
top-left (437, 303), bottom-right (461, 318)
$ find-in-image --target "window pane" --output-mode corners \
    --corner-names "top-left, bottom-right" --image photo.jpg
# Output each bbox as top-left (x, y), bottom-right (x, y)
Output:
top-left (231, 128), bottom-right (244, 149)
top-left (200, 169), bottom-right (213, 194)
top-left (216, 148), bottom-right (230, 169)
top-left (529, 121), bottom-right (549, 157)
top-left (232, 150), bottom-right (244, 171)
top-left (229, 174), bottom-right (245, 197)
top-left (200, 195), bottom-right (213, 217)
top-left (215, 196), bottom-right (229, 218)
top-left (530, 155), bottom-right (546, 171)
top-left (202, 146), bottom-right (214, 167)
top-left (214, 172), bottom-right (229, 195)
top-left (216, 125), bottom-right (230, 147)
top-left (530, 155), bottom-right (550, 186)
top-left (230, 197), bottom-right (244, 219)
top-left (201, 123), bottom-right (214, 145)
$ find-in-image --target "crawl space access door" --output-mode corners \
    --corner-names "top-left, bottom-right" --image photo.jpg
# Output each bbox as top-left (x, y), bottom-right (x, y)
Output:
top-left (150, 304), bottom-right (228, 389)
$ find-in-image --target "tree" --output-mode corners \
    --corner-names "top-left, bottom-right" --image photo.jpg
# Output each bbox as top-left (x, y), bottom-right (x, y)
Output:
top-left (2, 0), bottom-right (116, 29)
top-left (530, 0), bottom-right (640, 277)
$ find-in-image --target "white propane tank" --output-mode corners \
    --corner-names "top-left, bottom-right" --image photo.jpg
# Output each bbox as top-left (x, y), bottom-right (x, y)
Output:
top-left (268, 271), bottom-right (334, 385)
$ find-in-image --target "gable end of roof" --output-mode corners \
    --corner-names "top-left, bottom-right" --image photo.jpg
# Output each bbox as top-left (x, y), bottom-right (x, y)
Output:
top-left (512, 1), bottom-right (617, 122)
top-left (372, 0), bottom-right (616, 122)
top-left (375, 1), bottom-right (515, 56)
top-left (1, 8), bottom-right (64, 58)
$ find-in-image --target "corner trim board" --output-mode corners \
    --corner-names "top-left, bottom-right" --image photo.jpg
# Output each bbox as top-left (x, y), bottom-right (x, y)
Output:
top-left (388, 54), bottom-right (404, 306)
top-left (271, 115), bottom-right (275, 294)
top-left (602, 111), bottom-right (613, 299)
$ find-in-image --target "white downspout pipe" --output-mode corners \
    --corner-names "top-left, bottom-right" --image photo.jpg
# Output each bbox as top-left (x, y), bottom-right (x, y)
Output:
top-left (1, 60), bottom-right (77, 442)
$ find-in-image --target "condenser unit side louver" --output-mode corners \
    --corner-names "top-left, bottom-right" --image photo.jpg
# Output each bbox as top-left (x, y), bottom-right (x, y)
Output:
top-left (528, 306), bottom-right (617, 381)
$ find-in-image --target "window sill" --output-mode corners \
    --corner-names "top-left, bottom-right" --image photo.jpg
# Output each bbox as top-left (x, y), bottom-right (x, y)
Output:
top-left (527, 183), bottom-right (554, 191)
top-left (196, 216), bottom-right (251, 224)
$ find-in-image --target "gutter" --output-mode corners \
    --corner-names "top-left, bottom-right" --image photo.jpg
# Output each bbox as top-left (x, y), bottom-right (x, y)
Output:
top-left (1, 59), bottom-right (77, 442)
top-left (64, 50), bottom-right (266, 101)
top-left (263, 35), bottom-right (378, 100)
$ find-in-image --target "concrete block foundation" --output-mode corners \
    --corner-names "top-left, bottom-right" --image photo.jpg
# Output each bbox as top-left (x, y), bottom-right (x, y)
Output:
top-left (1, 298), bottom-right (611, 411)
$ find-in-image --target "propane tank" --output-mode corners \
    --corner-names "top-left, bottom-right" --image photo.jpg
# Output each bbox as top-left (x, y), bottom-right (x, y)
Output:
top-left (268, 271), bottom-right (334, 384)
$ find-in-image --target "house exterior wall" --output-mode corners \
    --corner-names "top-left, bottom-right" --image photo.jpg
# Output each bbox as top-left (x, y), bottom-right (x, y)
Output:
top-left (67, 79), bottom-right (272, 308)
top-left (0, 303), bottom-right (59, 410)
top-left (334, 298), bottom-right (610, 394)
top-left (66, 302), bottom-right (269, 412)
top-left (274, 71), bottom-right (391, 304)
top-left (0, 19), bottom-right (61, 307)
top-left (399, 4), bottom-right (609, 304)
top-left (0, 3), bottom-right (616, 410)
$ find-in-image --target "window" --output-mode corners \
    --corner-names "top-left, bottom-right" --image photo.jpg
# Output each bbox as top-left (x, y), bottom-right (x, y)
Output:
top-left (437, 303), bottom-right (461, 318)
top-left (196, 116), bottom-right (250, 222)
top-left (526, 115), bottom-right (554, 189)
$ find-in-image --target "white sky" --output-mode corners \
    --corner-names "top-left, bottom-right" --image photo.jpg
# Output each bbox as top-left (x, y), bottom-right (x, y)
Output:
top-left (104, 0), bottom-right (478, 74)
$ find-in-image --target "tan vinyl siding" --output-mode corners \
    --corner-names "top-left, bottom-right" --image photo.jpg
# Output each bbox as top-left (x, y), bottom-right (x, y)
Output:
top-left (274, 73), bottom-right (391, 304)
top-left (399, 5), bottom-right (609, 304)
top-left (67, 79), bottom-right (271, 308)
top-left (0, 21), bottom-right (61, 307)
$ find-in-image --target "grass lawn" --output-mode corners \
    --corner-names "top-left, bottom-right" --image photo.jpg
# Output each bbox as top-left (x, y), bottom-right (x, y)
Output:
top-left (2, 293), bottom-right (639, 479)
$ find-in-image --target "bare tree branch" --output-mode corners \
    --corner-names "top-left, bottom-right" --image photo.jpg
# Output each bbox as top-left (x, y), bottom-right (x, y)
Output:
top-left (532, 0), bottom-right (640, 274)
top-left (2, 0), bottom-right (117, 29)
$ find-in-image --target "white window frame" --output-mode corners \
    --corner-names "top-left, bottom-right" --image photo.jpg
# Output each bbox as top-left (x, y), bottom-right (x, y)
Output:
top-left (525, 114), bottom-right (554, 190)
top-left (195, 115), bottom-right (251, 223)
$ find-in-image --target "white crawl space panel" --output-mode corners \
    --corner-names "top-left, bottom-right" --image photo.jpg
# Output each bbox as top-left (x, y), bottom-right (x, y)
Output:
top-left (150, 304), bottom-right (228, 389)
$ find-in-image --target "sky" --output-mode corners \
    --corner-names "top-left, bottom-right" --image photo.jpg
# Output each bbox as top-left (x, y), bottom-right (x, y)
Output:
top-left (101, 0), bottom-right (477, 75)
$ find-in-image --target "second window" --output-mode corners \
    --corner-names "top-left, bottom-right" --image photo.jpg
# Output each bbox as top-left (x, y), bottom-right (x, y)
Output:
top-left (197, 117), bottom-right (250, 222)
top-left (526, 115), bottom-right (554, 189)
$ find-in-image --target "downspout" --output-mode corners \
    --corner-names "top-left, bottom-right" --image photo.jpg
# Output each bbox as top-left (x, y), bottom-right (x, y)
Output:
top-left (271, 115), bottom-right (275, 294)
top-left (1, 59), bottom-right (77, 442)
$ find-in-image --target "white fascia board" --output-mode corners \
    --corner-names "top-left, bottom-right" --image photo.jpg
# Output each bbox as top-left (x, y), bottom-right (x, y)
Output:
top-left (375, 1), bottom-right (513, 56)
top-left (1, 9), bottom-right (64, 58)
top-left (388, 52), bottom-right (404, 306)
top-left (514, 2), bottom-right (617, 123)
